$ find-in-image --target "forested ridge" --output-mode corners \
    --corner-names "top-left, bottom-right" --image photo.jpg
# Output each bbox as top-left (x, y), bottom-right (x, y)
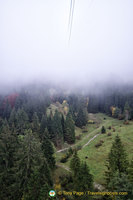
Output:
top-left (0, 84), bottom-right (133, 199)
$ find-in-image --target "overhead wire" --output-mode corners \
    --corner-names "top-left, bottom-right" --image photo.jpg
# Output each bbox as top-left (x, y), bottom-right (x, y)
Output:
top-left (68, 0), bottom-right (73, 30)
top-left (68, 0), bottom-right (75, 43)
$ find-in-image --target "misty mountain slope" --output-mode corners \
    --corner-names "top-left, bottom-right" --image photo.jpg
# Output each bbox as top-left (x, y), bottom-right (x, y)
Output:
top-left (56, 113), bottom-right (133, 185)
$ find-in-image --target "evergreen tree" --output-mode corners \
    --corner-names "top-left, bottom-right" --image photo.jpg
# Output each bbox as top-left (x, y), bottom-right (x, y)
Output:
top-left (128, 159), bottom-right (133, 183)
top-left (52, 110), bottom-right (63, 147)
top-left (17, 129), bottom-right (44, 197)
top-left (1, 118), bottom-right (10, 133)
top-left (3, 101), bottom-right (12, 120)
top-left (47, 115), bottom-right (55, 141)
top-left (124, 101), bottom-right (130, 121)
top-left (9, 108), bottom-right (16, 127)
top-left (70, 150), bottom-right (80, 177)
top-left (0, 130), bottom-right (20, 200)
top-left (79, 162), bottom-right (93, 191)
top-left (32, 112), bottom-right (40, 132)
top-left (70, 152), bottom-right (93, 200)
top-left (64, 112), bottom-right (75, 144)
top-left (16, 108), bottom-right (29, 134)
top-left (61, 114), bottom-right (65, 134)
top-left (113, 107), bottom-right (121, 118)
top-left (75, 107), bottom-right (88, 128)
top-left (40, 114), bottom-right (47, 133)
top-left (101, 126), bottom-right (106, 133)
top-left (105, 135), bottom-right (129, 189)
top-left (23, 160), bottom-right (53, 200)
top-left (41, 129), bottom-right (56, 170)
top-left (107, 172), bottom-right (133, 200)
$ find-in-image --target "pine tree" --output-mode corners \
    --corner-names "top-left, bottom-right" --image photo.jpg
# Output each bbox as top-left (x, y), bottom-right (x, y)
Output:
top-left (52, 110), bottom-right (63, 147)
top-left (128, 159), bottom-right (133, 183)
top-left (124, 101), bottom-right (130, 121)
top-left (113, 107), bottom-right (121, 118)
top-left (70, 152), bottom-right (93, 200)
top-left (16, 108), bottom-right (29, 134)
top-left (1, 118), bottom-right (10, 133)
top-left (41, 129), bottom-right (56, 170)
top-left (70, 150), bottom-right (80, 177)
top-left (47, 116), bottom-right (55, 141)
top-left (101, 126), bottom-right (106, 133)
top-left (3, 101), bottom-right (12, 120)
top-left (0, 130), bottom-right (20, 200)
top-left (17, 129), bottom-right (43, 196)
top-left (107, 172), bottom-right (133, 200)
top-left (64, 112), bottom-right (75, 144)
top-left (40, 114), bottom-right (47, 134)
top-left (105, 135), bottom-right (129, 189)
top-left (61, 114), bottom-right (65, 133)
top-left (9, 107), bottom-right (16, 127)
top-left (23, 159), bottom-right (53, 200)
top-left (32, 112), bottom-right (40, 132)
top-left (75, 108), bottom-right (88, 128)
top-left (79, 162), bottom-right (93, 191)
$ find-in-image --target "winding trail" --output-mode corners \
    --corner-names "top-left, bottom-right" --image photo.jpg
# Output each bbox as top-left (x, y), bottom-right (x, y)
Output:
top-left (56, 164), bottom-right (71, 172)
top-left (83, 133), bottom-right (101, 148)
top-left (56, 131), bottom-right (101, 153)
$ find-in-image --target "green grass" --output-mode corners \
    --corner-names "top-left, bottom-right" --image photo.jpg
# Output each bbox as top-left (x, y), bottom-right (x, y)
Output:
top-left (56, 113), bottom-right (133, 185)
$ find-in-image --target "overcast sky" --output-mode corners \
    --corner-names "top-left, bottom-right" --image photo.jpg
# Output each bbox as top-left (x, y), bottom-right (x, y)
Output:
top-left (0, 0), bottom-right (133, 88)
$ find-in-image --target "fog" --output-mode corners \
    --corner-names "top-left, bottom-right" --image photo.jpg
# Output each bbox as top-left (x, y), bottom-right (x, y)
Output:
top-left (0, 0), bottom-right (133, 90)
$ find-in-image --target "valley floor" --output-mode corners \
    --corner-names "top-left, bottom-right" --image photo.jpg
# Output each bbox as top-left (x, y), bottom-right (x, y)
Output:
top-left (55, 113), bottom-right (133, 185)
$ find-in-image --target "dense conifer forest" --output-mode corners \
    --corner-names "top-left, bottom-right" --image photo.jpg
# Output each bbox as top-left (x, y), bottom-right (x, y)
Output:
top-left (0, 84), bottom-right (133, 199)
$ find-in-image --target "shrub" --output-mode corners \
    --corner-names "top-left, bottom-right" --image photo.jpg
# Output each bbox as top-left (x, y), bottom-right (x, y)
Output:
top-left (101, 126), bottom-right (106, 134)
top-left (95, 141), bottom-right (103, 148)
top-left (123, 121), bottom-right (129, 125)
top-left (108, 132), bottom-right (112, 136)
top-left (75, 135), bottom-right (81, 140)
top-left (60, 155), bottom-right (68, 163)
top-left (76, 145), bottom-right (82, 151)
top-left (82, 129), bottom-right (88, 133)
top-left (112, 128), bottom-right (115, 132)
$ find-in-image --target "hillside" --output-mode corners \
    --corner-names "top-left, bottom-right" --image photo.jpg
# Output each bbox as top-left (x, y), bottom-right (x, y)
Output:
top-left (56, 113), bottom-right (133, 185)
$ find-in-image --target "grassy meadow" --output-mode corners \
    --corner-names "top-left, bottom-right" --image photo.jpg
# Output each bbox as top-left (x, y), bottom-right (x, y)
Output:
top-left (56, 113), bottom-right (133, 185)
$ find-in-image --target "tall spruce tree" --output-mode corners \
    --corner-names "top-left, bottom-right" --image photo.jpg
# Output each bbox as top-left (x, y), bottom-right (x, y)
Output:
top-left (53, 110), bottom-right (63, 147)
top-left (124, 101), bottom-right (130, 121)
top-left (105, 135), bottom-right (129, 190)
top-left (64, 112), bottom-right (75, 144)
top-left (107, 172), bottom-right (133, 200)
top-left (40, 114), bottom-right (47, 134)
top-left (75, 107), bottom-right (88, 128)
top-left (79, 162), bottom-right (93, 191)
top-left (70, 150), bottom-right (80, 177)
top-left (16, 108), bottom-right (29, 134)
top-left (0, 130), bottom-right (20, 200)
top-left (41, 129), bottom-right (55, 170)
top-left (128, 159), bottom-right (133, 184)
top-left (32, 112), bottom-right (40, 132)
top-left (23, 159), bottom-right (53, 200)
top-left (16, 129), bottom-right (45, 197)
top-left (70, 151), bottom-right (93, 200)
top-left (9, 107), bottom-right (16, 127)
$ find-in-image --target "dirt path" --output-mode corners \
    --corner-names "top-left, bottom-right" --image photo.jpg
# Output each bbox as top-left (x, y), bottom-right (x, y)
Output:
top-left (56, 164), bottom-right (71, 172)
top-left (56, 130), bottom-right (102, 153)
top-left (83, 133), bottom-right (101, 148)
top-left (56, 117), bottom-right (109, 153)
